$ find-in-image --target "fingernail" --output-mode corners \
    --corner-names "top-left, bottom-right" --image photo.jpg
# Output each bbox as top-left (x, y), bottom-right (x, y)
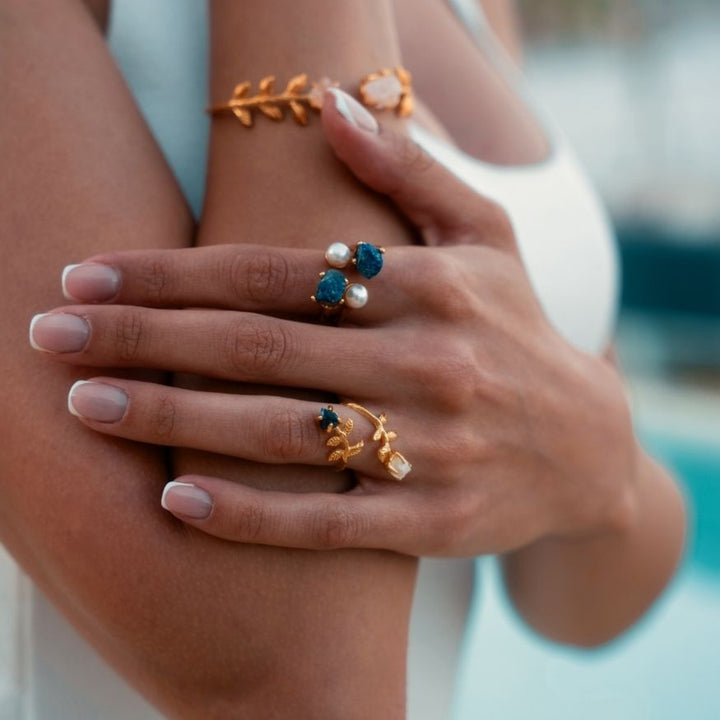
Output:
top-left (161, 482), bottom-right (213, 520)
top-left (327, 88), bottom-right (379, 133)
top-left (29, 313), bottom-right (90, 353)
top-left (62, 263), bottom-right (121, 303)
top-left (68, 380), bottom-right (128, 423)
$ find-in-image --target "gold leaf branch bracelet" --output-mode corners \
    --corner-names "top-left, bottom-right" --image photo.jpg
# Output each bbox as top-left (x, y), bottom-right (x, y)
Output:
top-left (207, 67), bottom-right (413, 128)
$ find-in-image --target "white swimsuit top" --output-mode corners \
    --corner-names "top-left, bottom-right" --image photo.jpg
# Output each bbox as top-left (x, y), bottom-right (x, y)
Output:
top-left (5, 2), bottom-right (618, 719)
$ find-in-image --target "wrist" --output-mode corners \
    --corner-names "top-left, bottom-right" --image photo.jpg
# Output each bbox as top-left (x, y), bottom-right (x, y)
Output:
top-left (548, 352), bottom-right (641, 543)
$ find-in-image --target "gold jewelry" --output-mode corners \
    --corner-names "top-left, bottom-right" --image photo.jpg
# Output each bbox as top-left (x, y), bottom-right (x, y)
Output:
top-left (317, 406), bottom-right (364, 470)
top-left (359, 67), bottom-right (413, 118)
top-left (344, 403), bottom-right (412, 481)
top-left (207, 68), bottom-right (413, 128)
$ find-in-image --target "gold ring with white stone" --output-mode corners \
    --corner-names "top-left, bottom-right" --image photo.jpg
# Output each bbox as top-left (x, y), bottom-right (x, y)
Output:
top-left (344, 402), bottom-right (412, 481)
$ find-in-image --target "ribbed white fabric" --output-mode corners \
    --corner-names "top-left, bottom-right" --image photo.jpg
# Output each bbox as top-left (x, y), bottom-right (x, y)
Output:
top-left (1, 2), bottom-right (618, 718)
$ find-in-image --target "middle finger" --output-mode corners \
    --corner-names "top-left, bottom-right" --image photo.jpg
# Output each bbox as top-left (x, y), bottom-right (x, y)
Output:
top-left (29, 306), bottom-right (391, 395)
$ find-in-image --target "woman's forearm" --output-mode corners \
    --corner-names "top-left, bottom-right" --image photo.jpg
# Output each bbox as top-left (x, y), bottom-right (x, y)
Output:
top-left (168, 2), bottom-right (417, 717)
top-left (502, 445), bottom-right (686, 647)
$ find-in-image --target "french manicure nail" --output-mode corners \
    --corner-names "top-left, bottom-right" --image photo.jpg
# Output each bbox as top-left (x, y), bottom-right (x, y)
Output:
top-left (62, 263), bottom-right (121, 303)
top-left (327, 88), bottom-right (379, 133)
top-left (161, 482), bottom-right (213, 520)
top-left (68, 380), bottom-right (128, 423)
top-left (29, 313), bottom-right (90, 353)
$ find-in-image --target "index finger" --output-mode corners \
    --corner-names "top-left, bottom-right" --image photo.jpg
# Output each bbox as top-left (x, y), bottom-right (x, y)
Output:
top-left (62, 244), bottom-right (322, 313)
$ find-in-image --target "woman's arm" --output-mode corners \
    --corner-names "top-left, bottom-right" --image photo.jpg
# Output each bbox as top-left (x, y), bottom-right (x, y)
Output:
top-left (3, 1), bottom-right (413, 718)
top-left (170, 3), bottom-right (418, 713)
top-left (502, 444), bottom-right (686, 646)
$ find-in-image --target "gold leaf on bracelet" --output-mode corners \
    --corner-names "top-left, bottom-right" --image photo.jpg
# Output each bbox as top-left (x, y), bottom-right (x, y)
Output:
top-left (259, 103), bottom-right (284, 121)
top-left (259, 76), bottom-right (275, 95)
top-left (290, 101), bottom-right (308, 125)
top-left (232, 106), bottom-right (253, 127)
top-left (233, 81), bottom-right (251, 99)
top-left (211, 67), bottom-right (412, 128)
top-left (286, 73), bottom-right (308, 94)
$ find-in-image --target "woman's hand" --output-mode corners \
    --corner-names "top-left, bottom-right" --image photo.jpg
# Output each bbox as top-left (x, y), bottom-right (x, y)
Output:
top-left (30, 90), bottom-right (638, 556)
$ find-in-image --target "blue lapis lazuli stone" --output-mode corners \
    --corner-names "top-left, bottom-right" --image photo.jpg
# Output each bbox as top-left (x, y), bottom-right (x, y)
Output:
top-left (319, 407), bottom-right (339, 430)
top-left (354, 243), bottom-right (383, 279)
top-left (315, 269), bottom-right (346, 305)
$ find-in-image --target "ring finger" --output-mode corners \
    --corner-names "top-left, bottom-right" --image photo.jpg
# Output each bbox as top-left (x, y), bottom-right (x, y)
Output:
top-left (68, 378), bottom-right (415, 480)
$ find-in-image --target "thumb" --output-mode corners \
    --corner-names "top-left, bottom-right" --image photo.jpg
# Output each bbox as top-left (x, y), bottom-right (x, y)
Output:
top-left (321, 88), bottom-right (514, 249)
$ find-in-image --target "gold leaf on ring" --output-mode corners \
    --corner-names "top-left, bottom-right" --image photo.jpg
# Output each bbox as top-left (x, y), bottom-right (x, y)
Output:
top-left (387, 431), bottom-right (398, 442)
top-left (232, 107), bottom-right (253, 127)
top-left (326, 435), bottom-right (342, 447)
top-left (343, 419), bottom-right (354, 433)
top-left (286, 73), bottom-right (308, 94)
top-left (372, 429), bottom-right (383, 442)
top-left (289, 101), bottom-right (308, 125)
top-left (259, 104), bottom-right (284, 121)
top-left (347, 444), bottom-right (364, 458)
top-left (328, 449), bottom-right (345, 463)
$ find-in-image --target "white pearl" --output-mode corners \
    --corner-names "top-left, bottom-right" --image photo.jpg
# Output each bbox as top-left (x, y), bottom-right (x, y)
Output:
top-left (387, 453), bottom-right (412, 480)
top-left (325, 242), bottom-right (351, 268)
top-left (344, 283), bottom-right (368, 309)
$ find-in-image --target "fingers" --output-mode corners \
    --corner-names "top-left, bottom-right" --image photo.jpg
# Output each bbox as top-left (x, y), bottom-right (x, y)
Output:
top-left (30, 306), bottom-right (384, 393)
top-left (321, 89), bottom-right (516, 250)
top-left (67, 378), bottom-right (413, 478)
top-left (62, 245), bottom-right (318, 310)
top-left (61, 244), bottom-right (408, 323)
top-left (160, 475), bottom-right (424, 552)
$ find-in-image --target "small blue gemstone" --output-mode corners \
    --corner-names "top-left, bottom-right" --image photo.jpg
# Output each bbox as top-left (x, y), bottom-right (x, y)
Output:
top-left (354, 243), bottom-right (384, 279)
top-left (319, 407), bottom-right (339, 430)
top-left (315, 269), bottom-right (347, 305)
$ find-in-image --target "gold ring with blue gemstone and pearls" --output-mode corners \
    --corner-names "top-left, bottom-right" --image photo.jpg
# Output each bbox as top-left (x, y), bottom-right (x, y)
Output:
top-left (311, 242), bottom-right (385, 315)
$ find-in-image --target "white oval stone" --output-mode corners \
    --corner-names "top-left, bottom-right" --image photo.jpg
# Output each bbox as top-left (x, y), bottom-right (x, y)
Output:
top-left (344, 283), bottom-right (368, 309)
top-left (325, 242), bottom-right (351, 268)
top-left (387, 452), bottom-right (412, 480)
top-left (361, 75), bottom-right (403, 109)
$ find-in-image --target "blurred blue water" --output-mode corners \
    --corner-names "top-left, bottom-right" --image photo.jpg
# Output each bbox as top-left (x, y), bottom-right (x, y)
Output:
top-left (456, 431), bottom-right (720, 720)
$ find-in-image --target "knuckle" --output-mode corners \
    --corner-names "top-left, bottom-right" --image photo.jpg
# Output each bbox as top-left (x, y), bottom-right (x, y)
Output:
top-left (431, 496), bottom-right (482, 554)
top-left (228, 249), bottom-right (291, 305)
top-left (221, 317), bottom-right (292, 377)
top-left (388, 134), bottom-right (436, 188)
top-left (262, 407), bottom-right (315, 462)
top-left (113, 309), bottom-right (147, 362)
top-left (404, 338), bottom-right (479, 411)
top-left (414, 255), bottom-right (479, 320)
top-left (312, 502), bottom-right (365, 549)
top-left (234, 499), bottom-right (267, 543)
top-left (149, 393), bottom-right (178, 442)
top-left (476, 201), bottom-right (515, 250)
top-left (138, 257), bottom-right (171, 304)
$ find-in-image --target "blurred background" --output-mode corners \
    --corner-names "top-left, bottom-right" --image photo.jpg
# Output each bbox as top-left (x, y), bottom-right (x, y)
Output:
top-left (458, 1), bottom-right (720, 718)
